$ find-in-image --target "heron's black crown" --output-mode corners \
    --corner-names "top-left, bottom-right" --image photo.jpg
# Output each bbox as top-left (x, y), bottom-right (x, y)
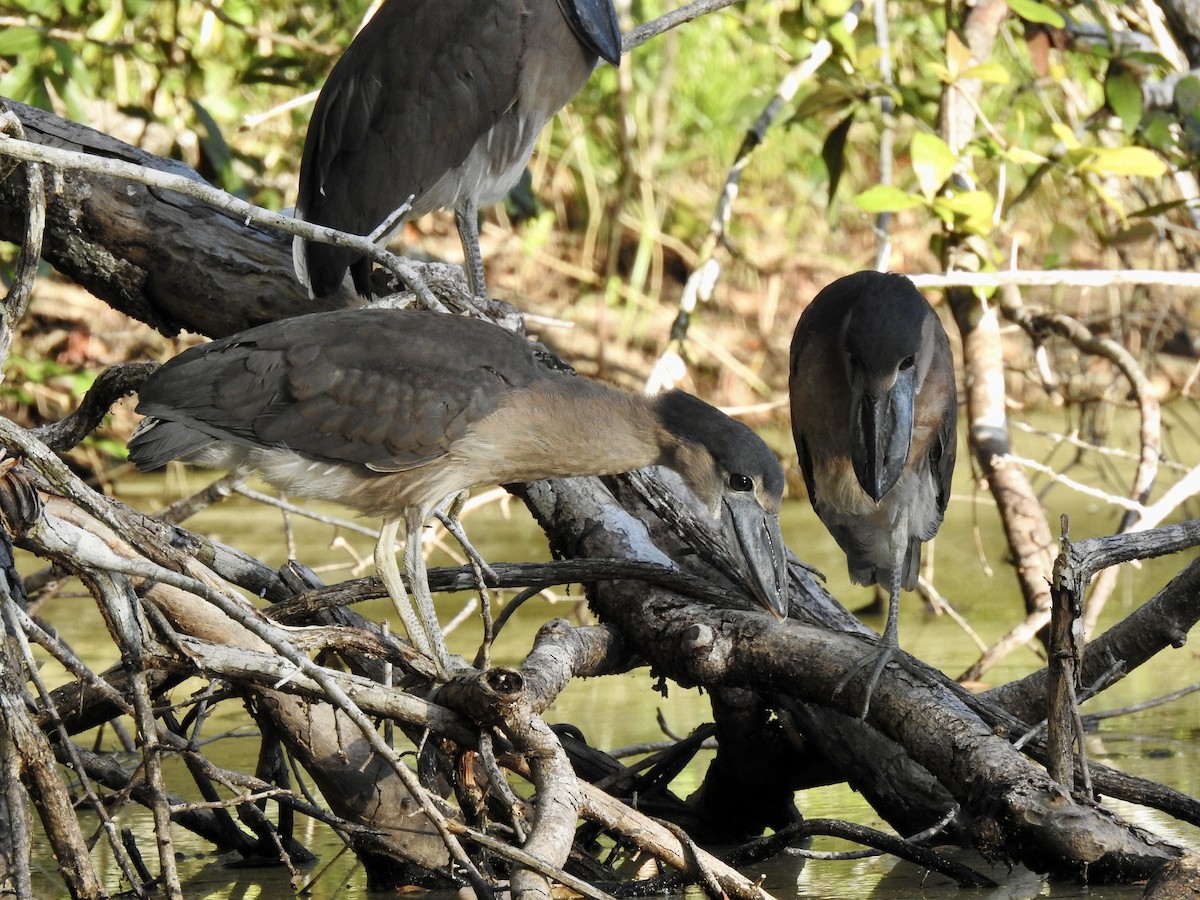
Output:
top-left (655, 390), bottom-right (785, 502)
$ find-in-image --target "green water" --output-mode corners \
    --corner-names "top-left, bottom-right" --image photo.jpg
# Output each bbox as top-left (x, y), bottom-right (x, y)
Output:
top-left (25, 412), bottom-right (1200, 898)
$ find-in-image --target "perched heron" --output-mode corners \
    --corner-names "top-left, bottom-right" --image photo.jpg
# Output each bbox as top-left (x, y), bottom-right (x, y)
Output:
top-left (789, 271), bottom-right (957, 715)
top-left (129, 309), bottom-right (788, 679)
top-left (293, 0), bottom-right (622, 299)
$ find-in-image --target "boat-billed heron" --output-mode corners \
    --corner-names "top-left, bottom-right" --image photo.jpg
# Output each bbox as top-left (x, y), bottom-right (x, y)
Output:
top-left (293, 0), bottom-right (622, 300)
top-left (789, 271), bottom-right (957, 715)
top-left (129, 309), bottom-right (788, 680)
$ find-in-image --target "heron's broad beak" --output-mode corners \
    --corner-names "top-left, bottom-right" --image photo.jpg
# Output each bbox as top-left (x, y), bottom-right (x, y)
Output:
top-left (722, 494), bottom-right (789, 620)
top-left (851, 368), bottom-right (915, 502)
top-left (559, 0), bottom-right (623, 66)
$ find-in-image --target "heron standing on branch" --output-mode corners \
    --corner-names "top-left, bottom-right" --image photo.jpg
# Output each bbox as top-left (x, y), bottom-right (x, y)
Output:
top-left (293, 0), bottom-right (622, 299)
top-left (129, 309), bottom-right (788, 680)
top-left (789, 271), bottom-right (957, 716)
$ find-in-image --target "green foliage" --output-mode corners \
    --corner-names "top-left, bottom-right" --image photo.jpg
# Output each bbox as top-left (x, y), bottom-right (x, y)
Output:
top-left (783, 0), bottom-right (1195, 268)
top-left (0, 0), bottom-right (370, 200)
top-left (0, 0), bottom-right (1193, 291)
top-left (0, 354), bottom-right (90, 408)
top-left (1005, 0), bottom-right (1066, 28)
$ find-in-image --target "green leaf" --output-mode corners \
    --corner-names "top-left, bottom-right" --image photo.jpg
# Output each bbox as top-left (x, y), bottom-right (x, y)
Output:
top-left (1105, 67), bottom-right (1143, 134)
top-left (1176, 76), bottom-right (1200, 150)
top-left (1050, 122), bottom-right (1081, 150)
top-left (1140, 110), bottom-right (1176, 154)
top-left (0, 27), bottom-right (44, 56)
top-left (927, 62), bottom-right (954, 84)
top-left (828, 18), bottom-right (858, 65)
top-left (911, 132), bottom-right (957, 201)
top-left (87, 6), bottom-right (125, 42)
top-left (1082, 147), bottom-right (1168, 178)
top-left (931, 190), bottom-right (998, 236)
top-left (1174, 74), bottom-right (1200, 116)
top-left (1005, 0), bottom-right (1066, 27)
top-left (1005, 146), bottom-right (1048, 166)
top-left (818, 0), bottom-right (857, 16)
top-left (822, 113), bottom-right (855, 204)
top-left (944, 30), bottom-right (973, 81)
top-left (853, 185), bottom-right (926, 213)
top-left (936, 190), bottom-right (995, 224)
top-left (791, 83), bottom-right (858, 123)
top-left (961, 62), bottom-right (1012, 84)
top-left (1130, 198), bottom-right (1190, 218)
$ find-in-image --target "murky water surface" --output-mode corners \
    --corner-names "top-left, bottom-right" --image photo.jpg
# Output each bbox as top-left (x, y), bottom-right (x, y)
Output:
top-left (25, 408), bottom-right (1200, 898)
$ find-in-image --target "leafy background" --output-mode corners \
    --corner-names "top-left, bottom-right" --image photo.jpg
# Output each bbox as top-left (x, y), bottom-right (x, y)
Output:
top-left (1, 0), bottom-right (1197, 495)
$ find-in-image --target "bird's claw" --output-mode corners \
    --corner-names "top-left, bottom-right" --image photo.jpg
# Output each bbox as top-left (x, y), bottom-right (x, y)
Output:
top-left (832, 637), bottom-right (899, 718)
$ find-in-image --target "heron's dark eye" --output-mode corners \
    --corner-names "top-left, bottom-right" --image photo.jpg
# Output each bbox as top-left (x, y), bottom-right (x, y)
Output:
top-left (899, 355), bottom-right (916, 371)
top-left (729, 474), bottom-right (754, 492)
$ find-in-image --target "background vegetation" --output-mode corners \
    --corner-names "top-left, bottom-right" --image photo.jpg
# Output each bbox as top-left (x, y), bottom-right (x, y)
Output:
top-left (1, 0), bottom-right (1196, 431)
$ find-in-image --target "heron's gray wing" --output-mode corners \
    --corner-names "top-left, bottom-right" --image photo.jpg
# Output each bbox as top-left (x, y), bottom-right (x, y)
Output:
top-left (931, 368), bottom-right (957, 520)
top-left (296, 0), bottom-right (521, 287)
top-left (133, 309), bottom-right (545, 471)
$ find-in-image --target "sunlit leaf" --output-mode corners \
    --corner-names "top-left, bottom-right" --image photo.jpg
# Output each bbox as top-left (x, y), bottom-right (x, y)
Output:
top-left (220, 0), bottom-right (256, 26)
top-left (1005, 0), bottom-right (1066, 27)
top-left (944, 30), bottom-right (973, 81)
top-left (1082, 147), bottom-right (1168, 178)
top-left (926, 190), bottom-right (993, 236)
top-left (853, 185), bottom-right (926, 213)
top-left (819, 0), bottom-right (857, 16)
top-left (828, 18), bottom-right (858, 64)
top-left (961, 62), bottom-right (1012, 84)
top-left (927, 62), bottom-right (954, 84)
top-left (1005, 147), bottom-right (1048, 166)
top-left (1050, 122), bottom-right (1081, 149)
top-left (911, 132), bottom-right (957, 201)
top-left (937, 190), bottom-right (995, 223)
top-left (86, 3), bottom-right (125, 42)
top-left (0, 27), bottom-right (44, 55)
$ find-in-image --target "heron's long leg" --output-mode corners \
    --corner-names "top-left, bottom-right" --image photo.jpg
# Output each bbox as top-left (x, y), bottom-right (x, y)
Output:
top-left (454, 199), bottom-right (488, 300)
top-left (375, 518), bottom-right (434, 659)
top-left (835, 511), bottom-right (909, 717)
top-left (853, 557), bottom-right (903, 717)
top-left (403, 508), bottom-right (454, 679)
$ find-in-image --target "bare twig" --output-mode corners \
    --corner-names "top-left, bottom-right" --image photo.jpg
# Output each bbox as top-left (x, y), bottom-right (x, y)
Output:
top-left (623, 0), bottom-right (746, 52)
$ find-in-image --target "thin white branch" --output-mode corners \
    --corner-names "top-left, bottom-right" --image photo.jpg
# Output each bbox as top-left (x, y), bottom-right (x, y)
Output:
top-left (908, 269), bottom-right (1200, 290)
top-left (999, 454), bottom-right (1144, 512)
top-left (1127, 464), bottom-right (1200, 532)
top-left (1009, 421), bottom-right (1192, 474)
